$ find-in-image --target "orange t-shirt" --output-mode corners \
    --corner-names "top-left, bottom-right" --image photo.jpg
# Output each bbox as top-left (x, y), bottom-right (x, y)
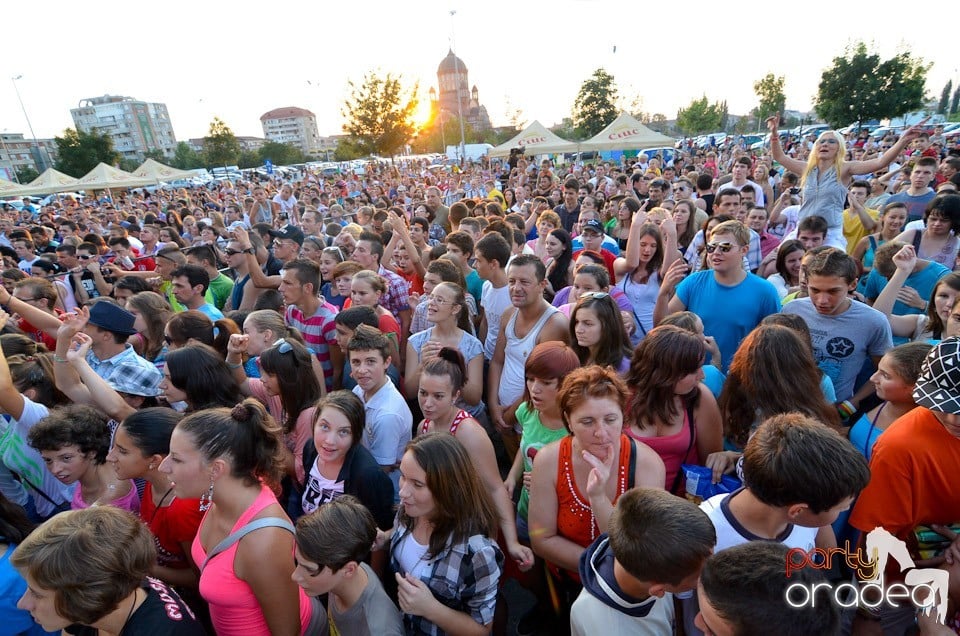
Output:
top-left (850, 407), bottom-right (960, 541)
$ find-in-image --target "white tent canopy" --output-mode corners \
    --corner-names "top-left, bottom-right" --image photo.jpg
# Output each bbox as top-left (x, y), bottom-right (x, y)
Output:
top-left (488, 120), bottom-right (579, 157)
top-left (579, 112), bottom-right (676, 151)
top-left (132, 158), bottom-right (199, 183)
top-left (75, 163), bottom-right (154, 191)
top-left (17, 168), bottom-right (81, 196)
top-left (0, 178), bottom-right (28, 198)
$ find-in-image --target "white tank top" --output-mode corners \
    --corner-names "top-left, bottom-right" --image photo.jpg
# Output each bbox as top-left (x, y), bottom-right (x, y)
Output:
top-left (499, 304), bottom-right (559, 407)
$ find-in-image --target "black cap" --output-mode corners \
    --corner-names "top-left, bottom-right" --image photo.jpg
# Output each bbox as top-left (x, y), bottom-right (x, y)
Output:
top-left (269, 224), bottom-right (305, 246)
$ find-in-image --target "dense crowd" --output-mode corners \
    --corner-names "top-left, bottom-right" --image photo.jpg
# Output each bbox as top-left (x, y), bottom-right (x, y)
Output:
top-left (0, 117), bottom-right (959, 636)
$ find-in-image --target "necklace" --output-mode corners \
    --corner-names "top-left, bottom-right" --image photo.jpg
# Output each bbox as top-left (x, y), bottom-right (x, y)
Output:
top-left (148, 485), bottom-right (176, 525)
top-left (117, 589), bottom-right (140, 636)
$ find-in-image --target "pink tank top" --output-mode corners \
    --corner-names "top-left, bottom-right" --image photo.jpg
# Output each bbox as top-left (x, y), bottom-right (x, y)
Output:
top-left (625, 408), bottom-right (697, 493)
top-left (190, 484), bottom-right (311, 635)
top-left (419, 409), bottom-right (471, 436)
top-left (71, 478), bottom-right (141, 514)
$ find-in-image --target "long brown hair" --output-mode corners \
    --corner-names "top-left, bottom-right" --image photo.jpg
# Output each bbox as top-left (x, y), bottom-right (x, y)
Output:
top-left (625, 325), bottom-right (703, 429)
top-left (718, 324), bottom-right (840, 448)
top-left (398, 433), bottom-right (498, 559)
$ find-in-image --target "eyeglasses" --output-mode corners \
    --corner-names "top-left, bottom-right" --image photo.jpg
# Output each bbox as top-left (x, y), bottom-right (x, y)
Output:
top-left (579, 292), bottom-right (609, 300)
top-left (224, 248), bottom-right (242, 256)
top-left (78, 254), bottom-right (95, 260)
top-left (706, 241), bottom-right (737, 254)
top-left (272, 338), bottom-right (293, 354)
top-left (427, 294), bottom-right (458, 307)
top-left (14, 296), bottom-right (40, 302)
top-left (323, 246), bottom-right (345, 259)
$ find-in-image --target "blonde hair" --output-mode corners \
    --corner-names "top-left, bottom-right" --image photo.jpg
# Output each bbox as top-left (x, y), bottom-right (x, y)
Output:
top-left (801, 130), bottom-right (846, 188)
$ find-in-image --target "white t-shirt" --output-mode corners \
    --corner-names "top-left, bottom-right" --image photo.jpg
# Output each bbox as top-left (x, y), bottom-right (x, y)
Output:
top-left (300, 461), bottom-right (344, 515)
top-left (481, 281), bottom-right (512, 360)
top-left (700, 490), bottom-right (818, 553)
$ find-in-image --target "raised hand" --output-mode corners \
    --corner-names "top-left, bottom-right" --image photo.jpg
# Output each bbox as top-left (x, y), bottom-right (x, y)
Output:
top-left (892, 244), bottom-right (917, 273)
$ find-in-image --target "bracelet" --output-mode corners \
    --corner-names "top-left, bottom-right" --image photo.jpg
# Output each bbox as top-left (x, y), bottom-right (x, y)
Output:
top-left (837, 400), bottom-right (856, 420)
top-left (53, 355), bottom-right (68, 363)
top-left (226, 361), bottom-right (243, 369)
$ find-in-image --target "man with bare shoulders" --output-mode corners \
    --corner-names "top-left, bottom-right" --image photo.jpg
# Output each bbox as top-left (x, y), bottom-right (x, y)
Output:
top-left (488, 254), bottom-right (569, 454)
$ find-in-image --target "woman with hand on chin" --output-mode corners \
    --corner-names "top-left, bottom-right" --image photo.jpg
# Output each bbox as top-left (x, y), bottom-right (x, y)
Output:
top-left (415, 348), bottom-right (534, 574)
top-left (529, 366), bottom-right (665, 611)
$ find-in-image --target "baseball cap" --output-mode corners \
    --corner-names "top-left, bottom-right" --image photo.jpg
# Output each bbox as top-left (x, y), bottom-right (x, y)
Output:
top-left (269, 224), bottom-right (305, 246)
top-left (913, 337), bottom-right (960, 415)
top-left (581, 219), bottom-right (604, 234)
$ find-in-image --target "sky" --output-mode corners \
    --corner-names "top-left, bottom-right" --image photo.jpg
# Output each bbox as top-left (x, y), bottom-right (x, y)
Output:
top-left (2, 0), bottom-right (956, 144)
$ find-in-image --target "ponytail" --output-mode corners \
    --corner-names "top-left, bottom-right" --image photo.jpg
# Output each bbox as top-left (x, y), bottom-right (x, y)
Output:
top-left (178, 398), bottom-right (285, 485)
top-left (422, 347), bottom-right (467, 393)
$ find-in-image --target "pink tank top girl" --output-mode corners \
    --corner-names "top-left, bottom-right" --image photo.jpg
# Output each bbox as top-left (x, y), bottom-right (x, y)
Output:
top-left (419, 409), bottom-right (471, 436)
top-left (625, 407), bottom-right (697, 493)
top-left (190, 484), bottom-right (311, 635)
top-left (71, 478), bottom-right (141, 514)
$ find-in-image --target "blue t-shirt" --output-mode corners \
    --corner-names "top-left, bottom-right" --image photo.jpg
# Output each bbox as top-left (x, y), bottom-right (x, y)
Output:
top-left (465, 270), bottom-right (483, 306)
top-left (676, 271), bottom-right (781, 373)
top-left (0, 546), bottom-right (57, 635)
top-left (863, 262), bottom-right (949, 317)
top-left (888, 189), bottom-right (936, 223)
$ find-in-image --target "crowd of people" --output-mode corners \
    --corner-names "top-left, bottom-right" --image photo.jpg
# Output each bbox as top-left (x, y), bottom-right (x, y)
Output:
top-left (0, 117), bottom-right (959, 635)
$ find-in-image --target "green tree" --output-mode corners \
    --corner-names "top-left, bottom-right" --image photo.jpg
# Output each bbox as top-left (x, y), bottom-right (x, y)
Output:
top-left (142, 148), bottom-right (167, 162)
top-left (649, 113), bottom-right (668, 133)
top-left (939, 80), bottom-right (953, 115)
top-left (170, 142), bottom-right (203, 170)
top-left (676, 96), bottom-right (724, 135)
top-left (204, 117), bottom-right (241, 167)
top-left (814, 42), bottom-right (929, 128)
top-left (237, 150), bottom-right (261, 169)
top-left (753, 73), bottom-right (786, 123)
top-left (258, 141), bottom-right (305, 166)
top-left (952, 85), bottom-right (960, 115)
top-left (118, 158), bottom-right (139, 172)
top-left (572, 68), bottom-right (619, 138)
top-left (15, 166), bottom-right (38, 183)
top-left (54, 128), bottom-right (120, 177)
top-left (333, 138), bottom-right (366, 162)
top-left (342, 72), bottom-right (418, 158)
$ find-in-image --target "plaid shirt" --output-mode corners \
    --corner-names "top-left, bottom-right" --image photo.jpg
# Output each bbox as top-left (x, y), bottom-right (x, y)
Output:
top-left (378, 266), bottom-right (411, 322)
top-left (391, 522), bottom-right (503, 636)
top-left (86, 345), bottom-right (162, 397)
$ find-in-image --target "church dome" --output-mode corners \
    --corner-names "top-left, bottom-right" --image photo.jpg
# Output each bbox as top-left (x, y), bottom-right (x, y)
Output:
top-left (437, 49), bottom-right (467, 75)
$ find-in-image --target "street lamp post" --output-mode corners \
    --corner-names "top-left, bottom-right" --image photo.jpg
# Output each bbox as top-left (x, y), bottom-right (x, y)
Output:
top-left (11, 75), bottom-right (48, 172)
top-left (449, 11), bottom-right (467, 165)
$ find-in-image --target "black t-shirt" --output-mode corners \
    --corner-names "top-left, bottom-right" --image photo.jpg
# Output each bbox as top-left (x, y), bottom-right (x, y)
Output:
top-left (66, 577), bottom-right (207, 635)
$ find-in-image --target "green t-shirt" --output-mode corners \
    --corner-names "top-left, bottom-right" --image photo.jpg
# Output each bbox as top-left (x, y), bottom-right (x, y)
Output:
top-left (161, 280), bottom-right (216, 313)
top-left (208, 273), bottom-right (235, 310)
top-left (516, 401), bottom-right (569, 522)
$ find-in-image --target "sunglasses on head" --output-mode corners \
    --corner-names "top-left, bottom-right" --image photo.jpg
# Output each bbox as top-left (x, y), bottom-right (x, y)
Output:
top-left (706, 241), bottom-right (736, 254)
top-left (272, 338), bottom-right (293, 354)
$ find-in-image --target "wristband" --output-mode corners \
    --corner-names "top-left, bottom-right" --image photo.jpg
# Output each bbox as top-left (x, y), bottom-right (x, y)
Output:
top-left (226, 361), bottom-right (243, 369)
top-left (53, 355), bottom-right (68, 363)
top-left (837, 400), bottom-right (856, 420)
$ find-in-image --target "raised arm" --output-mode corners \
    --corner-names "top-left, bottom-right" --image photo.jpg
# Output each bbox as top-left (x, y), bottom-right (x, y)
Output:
top-left (622, 209), bottom-right (650, 271)
top-left (872, 244), bottom-right (927, 339)
top-left (846, 118), bottom-right (928, 177)
top-left (0, 284), bottom-right (61, 339)
top-left (232, 227), bottom-right (280, 289)
top-left (66, 332), bottom-right (136, 421)
top-left (225, 334), bottom-right (253, 395)
top-left (766, 116), bottom-right (807, 176)
top-left (0, 310), bottom-right (26, 420)
top-left (387, 210), bottom-right (427, 278)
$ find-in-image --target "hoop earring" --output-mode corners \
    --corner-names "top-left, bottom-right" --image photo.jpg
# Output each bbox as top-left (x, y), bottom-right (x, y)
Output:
top-left (199, 479), bottom-right (214, 512)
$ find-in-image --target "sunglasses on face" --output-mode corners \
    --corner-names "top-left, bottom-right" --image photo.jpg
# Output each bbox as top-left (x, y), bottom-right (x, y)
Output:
top-left (705, 241), bottom-right (737, 254)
